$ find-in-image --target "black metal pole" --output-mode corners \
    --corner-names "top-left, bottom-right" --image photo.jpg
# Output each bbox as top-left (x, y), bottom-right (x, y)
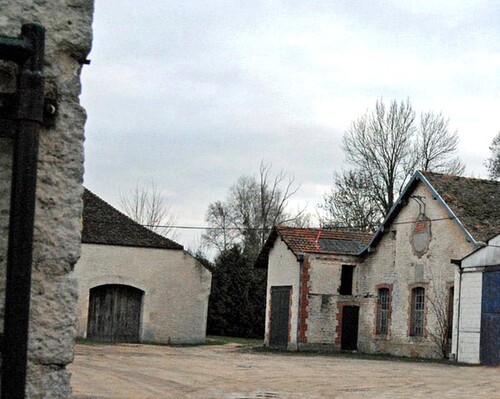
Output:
top-left (2, 23), bottom-right (45, 399)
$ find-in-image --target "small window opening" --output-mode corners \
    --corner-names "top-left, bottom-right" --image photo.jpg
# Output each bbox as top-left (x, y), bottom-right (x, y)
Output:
top-left (447, 286), bottom-right (454, 339)
top-left (339, 265), bottom-right (355, 295)
top-left (321, 294), bottom-right (329, 310)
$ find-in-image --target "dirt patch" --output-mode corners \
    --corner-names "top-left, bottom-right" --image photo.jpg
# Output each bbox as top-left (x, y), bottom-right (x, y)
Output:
top-left (70, 343), bottom-right (500, 398)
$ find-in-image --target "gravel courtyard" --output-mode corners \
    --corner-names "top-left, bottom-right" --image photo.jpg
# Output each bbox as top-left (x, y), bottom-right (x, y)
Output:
top-left (70, 342), bottom-right (499, 399)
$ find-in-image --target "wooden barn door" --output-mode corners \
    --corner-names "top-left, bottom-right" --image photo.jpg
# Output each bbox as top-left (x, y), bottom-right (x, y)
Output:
top-left (341, 306), bottom-right (359, 350)
top-left (87, 284), bottom-right (143, 343)
top-left (269, 286), bottom-right (291, 348)
top-left (480, 271), bottom-right (500, 365)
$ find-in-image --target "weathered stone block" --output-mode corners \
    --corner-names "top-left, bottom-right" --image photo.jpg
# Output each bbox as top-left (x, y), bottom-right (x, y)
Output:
top-left (0, 1), bottom-right (93, 397)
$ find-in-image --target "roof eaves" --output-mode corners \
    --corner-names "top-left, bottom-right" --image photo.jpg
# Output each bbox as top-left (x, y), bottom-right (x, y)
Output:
top-left (254, 227), bottom-right (279, 268)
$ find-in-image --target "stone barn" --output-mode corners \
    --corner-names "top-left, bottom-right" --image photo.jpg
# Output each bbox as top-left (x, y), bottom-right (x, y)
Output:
top-left (454, 233), bottom-right (500, 365)
top-left (258, 171), bottom-right (500, 359)
top-left (75, 188), bottom-right (212, 344)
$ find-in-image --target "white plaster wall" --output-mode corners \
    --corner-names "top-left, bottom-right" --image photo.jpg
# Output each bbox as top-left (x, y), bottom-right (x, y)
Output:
top-left (75, 243), bottom-right (212, 344)
top-left (456, 271), bottom-right (482, 364)
top-left (264, 237), bottom-right (300, 349)
top-left (361, 182), bottom-right (474, 357)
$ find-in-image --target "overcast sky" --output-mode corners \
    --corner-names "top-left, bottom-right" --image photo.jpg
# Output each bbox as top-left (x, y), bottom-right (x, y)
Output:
top-left (81, 0), bottom-right (500, 251)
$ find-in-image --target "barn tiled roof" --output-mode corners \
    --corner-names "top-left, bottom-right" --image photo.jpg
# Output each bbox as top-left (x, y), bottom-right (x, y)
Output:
top-left (82, 188), bottom-right (183, 250)
top-left (256, 226), bottom-right (373, 268)
top-left (421, 171), bottom-right (500, 243)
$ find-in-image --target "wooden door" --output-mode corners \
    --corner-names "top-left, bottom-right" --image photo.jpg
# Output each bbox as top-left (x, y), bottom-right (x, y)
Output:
top-left (87, 284), bottom-right (143, 343)
top-left (269, 286), bottom-right (291, 348)
top-left (480, 271), bottom-right (500, 365)
top-left (341, 306), bottom-right (359, 350)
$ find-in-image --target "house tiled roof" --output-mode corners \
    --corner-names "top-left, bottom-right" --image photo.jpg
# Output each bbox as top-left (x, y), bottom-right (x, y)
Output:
top-left (256, 226), bottom-right (373, 268)
top-left (367, 171), bottom-right (500, 251)
top-left (82, 188), bottom-right (183, 250)
top-left (421, 171), bottom-right (500, 243)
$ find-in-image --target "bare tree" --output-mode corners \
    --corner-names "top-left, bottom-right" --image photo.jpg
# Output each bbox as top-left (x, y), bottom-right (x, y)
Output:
top-left (342, 99), bottom-right (417, 215)
top-left (322, 99), bottom-right (465, 230)
top-left (120, 180), bottom-right (177, 238)
top-left (486, 132), bottom-right (500, 180)
top-left (318, 170), bottom-right (381, 231)
top-left (417, 112), bottom-right (465, 175)
top-left (203, 162), bottom-right (308, 260)
top-left (427, 285), bottom-right (453, 359)
top-left (202, 200), bottom-right (238, 252)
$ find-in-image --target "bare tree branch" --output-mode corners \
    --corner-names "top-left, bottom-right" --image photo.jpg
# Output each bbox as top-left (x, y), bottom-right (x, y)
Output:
top-left (203, 161), bottom-right (308, 260)
top-left (322, 99), bottom-right (465, 230)
top-left (426, 281), bottom-right (453, 359)
top-left (120, 180), bottom-right (177, 238)
top-left (486, 132), bottom-right (500, 180)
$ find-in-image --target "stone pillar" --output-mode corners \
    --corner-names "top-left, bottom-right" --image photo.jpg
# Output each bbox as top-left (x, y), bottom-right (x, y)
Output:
top-left (0, 1), bottom-right (93, 397)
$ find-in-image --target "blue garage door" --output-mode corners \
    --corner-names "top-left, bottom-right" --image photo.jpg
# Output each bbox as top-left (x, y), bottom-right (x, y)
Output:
top-left (480, 270), bottom-right (500, 365)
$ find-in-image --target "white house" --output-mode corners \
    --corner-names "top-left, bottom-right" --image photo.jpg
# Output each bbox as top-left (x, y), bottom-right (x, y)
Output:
top-left (256, 227), bottom-right (372, 350)
top-left (74, 188), bottom-right (212, 344)
top-left (454, 233), bottom-right (500, 365)
top-left (258, 171), bottom-right (500, 359)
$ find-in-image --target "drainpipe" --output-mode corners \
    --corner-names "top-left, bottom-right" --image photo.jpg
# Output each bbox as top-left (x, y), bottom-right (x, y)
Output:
top-left (1, 24), bottom-right (45, 399)
top-left (296, 252), bottom-right (304, 351)
top-left (451, 258), bottom-right (463, 363)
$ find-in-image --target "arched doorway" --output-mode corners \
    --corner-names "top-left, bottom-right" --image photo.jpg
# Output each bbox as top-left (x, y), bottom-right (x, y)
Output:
top-left (87, 284), bottom-right (144, 343)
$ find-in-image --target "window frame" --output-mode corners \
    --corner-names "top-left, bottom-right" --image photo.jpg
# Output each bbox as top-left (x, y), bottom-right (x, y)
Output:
top-left (376, 287), bottom-right (391, 336)
top-left (410, 286), bottom-right (426, 337)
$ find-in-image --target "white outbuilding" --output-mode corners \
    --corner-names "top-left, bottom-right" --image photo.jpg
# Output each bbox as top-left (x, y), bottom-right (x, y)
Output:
top-left (454, 233), bottom-right (500, 365)
top-left (74, 188), bottom-right (212, 344)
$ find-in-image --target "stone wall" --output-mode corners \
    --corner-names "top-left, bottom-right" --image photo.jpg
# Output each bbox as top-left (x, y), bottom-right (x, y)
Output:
top-left (303, 254), bottom-right (361, 350)
top-left (359, 182), bottom-right (474, 358)
top-left (0, 1), bottom-right (93, 397)
top-left (75, 244), bottom-right (212, 344)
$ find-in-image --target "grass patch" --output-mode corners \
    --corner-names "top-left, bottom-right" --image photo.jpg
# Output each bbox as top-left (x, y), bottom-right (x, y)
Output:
top-left (75, 337), bottom-right (113, 346)
top-left (76, 336), bottom-right (263, 348)
top-left (250, 346), bottom-right (459, 365)
top-left (205, 335), bottom-right (263, 347)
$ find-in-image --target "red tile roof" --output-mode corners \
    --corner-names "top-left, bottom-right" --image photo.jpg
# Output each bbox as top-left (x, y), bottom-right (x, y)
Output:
top-left (256, 226), bottom-right (373, 268)
top-left (276, 226), bottom-right (372, 255)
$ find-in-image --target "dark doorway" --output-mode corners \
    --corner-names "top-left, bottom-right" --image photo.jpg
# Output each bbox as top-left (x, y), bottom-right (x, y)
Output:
top-left (480, 271), bottom-right (500, 365)
top-left (87, 284), bottom-right (144, 343)
top-left (269, 286), bottom-right (291, 348)
top-left (341, 305), bottom-right (359, 350)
